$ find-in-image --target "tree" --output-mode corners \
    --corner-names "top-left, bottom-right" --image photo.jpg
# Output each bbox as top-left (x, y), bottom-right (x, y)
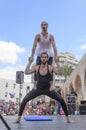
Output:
top-left (63, 65), bottom-right (73, 81)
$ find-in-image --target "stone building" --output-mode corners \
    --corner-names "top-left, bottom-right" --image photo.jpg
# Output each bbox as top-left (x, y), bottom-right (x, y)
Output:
top-left (63, 53), bottom-right (86, 104)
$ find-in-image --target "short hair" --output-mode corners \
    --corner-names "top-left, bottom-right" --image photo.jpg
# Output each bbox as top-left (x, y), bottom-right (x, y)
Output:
top-left (41, 21), bottom-right (48, 26)
top-left (40, 52), bottom-right (49, 58)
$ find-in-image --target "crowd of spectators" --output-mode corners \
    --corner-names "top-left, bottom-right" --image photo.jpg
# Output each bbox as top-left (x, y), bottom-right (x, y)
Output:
top-left (0, 100), bottom-right (18, 115)
top-left (23, 100), bottom-right (57, 116)
top-left (0, 100), bottom-right (58, 116)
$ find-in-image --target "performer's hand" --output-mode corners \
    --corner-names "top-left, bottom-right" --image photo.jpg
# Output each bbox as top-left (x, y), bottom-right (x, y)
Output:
top-left (28, 56), bottom-right (34, 63)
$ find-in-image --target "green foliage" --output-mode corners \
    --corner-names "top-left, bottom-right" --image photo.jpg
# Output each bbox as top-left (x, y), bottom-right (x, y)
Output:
top-left (63, 65), bottom-right (73, 80)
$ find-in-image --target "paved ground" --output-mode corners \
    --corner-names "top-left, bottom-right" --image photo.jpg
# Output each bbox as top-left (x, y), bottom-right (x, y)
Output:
top-left (0, 115), bottom-right (86, 130)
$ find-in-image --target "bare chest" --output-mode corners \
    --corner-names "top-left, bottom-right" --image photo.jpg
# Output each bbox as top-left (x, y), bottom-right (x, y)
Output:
top-left (39, 67), bottom-right (48, 75)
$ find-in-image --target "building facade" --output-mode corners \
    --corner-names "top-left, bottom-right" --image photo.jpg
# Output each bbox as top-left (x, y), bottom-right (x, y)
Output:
top-left (0, 78), bottom-right (33, 104)
top-left (63, 53), bottom-right (86, 103)
top-left (53, 52), bottom-right (78, 88)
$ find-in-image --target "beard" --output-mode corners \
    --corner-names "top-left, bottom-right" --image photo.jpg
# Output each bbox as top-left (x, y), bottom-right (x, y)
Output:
top-left (42, 61), bottom-right (47, 65)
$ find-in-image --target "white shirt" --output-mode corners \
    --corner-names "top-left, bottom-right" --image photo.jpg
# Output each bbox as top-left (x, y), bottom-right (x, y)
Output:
top-left (35, 33), bottom-right (54, 57)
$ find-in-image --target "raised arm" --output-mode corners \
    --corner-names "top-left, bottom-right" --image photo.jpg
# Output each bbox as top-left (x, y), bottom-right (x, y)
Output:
top-left (25, 62), bottom-right (36, 75)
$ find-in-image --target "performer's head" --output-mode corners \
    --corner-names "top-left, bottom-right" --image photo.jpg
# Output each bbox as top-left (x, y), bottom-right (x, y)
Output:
top-left (41, 21), bottom-right (48, 31)
top-left (40, 52), bottom-right (49, 65)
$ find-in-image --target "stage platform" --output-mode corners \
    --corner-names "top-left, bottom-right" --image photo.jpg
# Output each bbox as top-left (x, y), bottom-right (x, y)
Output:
top-left (0, 115), bottom-right (86, 130)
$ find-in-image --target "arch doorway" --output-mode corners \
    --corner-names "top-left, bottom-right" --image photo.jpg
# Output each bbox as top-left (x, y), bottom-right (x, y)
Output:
top-left (75, 75), bottom-right (82, 104)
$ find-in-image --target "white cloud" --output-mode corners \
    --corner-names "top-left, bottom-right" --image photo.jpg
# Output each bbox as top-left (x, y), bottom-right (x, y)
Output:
top-left (80, 44), bottom-right (86, 50)
top-left (0, 65), bottom-right (31, 82)
top-left (0, 41), bottom-right (26, 64)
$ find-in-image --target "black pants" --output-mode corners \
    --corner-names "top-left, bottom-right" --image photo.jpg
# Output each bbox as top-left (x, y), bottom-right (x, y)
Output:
top-left (18, 88), bottom-right (69, 116)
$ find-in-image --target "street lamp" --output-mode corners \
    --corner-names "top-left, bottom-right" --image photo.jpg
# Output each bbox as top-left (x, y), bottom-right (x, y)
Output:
top-left (16, 71), bottom-right (24, 107)
top-left (13, 83), bottom-right (16, 89)
top-left (5, 82), bottom-right (8, 87)
top-left (26, 86), bottom-right (30, 94)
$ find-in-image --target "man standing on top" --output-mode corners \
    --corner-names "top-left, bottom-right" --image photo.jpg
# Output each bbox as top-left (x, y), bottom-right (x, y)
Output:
top-left (29, 21), bottom-right (59, 65)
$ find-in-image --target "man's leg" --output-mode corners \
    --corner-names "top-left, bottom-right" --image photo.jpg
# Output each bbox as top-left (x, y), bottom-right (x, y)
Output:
top-left (44, 90), bottom-right (73, 123)
top-left (14, 89), bottom-right (42, 123)
top-left (48, 57), bottom-right (53, 65)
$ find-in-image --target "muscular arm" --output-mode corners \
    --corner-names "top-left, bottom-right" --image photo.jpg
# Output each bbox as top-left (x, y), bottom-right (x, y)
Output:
top-left (50, 34), bottom-right (58, 56)
top-left (50, 34), bottom-right (59, 63)
top-left (25, 62), bottom-right (36, 75)
top-left (31, 34), bottom-right (40, 57)
top-left (52, 64), bottom-right (63, 75)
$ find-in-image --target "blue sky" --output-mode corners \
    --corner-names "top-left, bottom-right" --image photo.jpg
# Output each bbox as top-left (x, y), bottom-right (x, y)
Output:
top-left (0, 0), bottom-right (86, 81)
